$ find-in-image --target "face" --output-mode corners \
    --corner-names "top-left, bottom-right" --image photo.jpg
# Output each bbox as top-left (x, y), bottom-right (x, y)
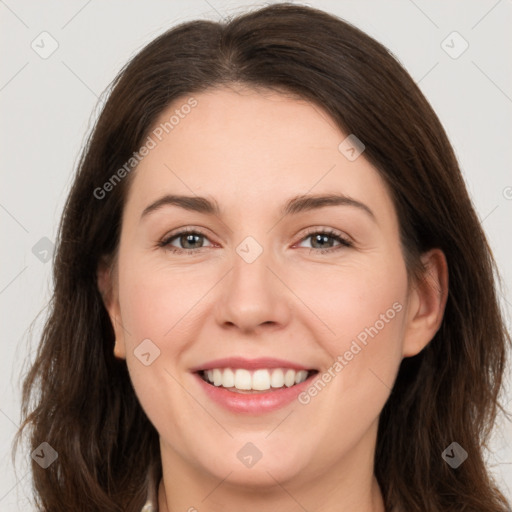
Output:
top-left (100, 86), bottom-right (445, 494)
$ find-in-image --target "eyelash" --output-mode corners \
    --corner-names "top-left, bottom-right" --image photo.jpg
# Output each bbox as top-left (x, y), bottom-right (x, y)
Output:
top-left (158, 227), bottom-right (353, 255)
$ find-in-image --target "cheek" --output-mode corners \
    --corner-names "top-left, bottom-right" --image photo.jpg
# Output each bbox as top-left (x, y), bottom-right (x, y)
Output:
top-left (115, 263), bottom-right (199, 436)
top-left (292, 252), bottom-right (407, 413)
top-left (289, 250), bottom-right (407, 351)
top-left (291, 275), bottom-right (406, 474)
top-left (325, 274), bottom-right (406, 371)
top-left (117, 259), bottom-right (206, 346)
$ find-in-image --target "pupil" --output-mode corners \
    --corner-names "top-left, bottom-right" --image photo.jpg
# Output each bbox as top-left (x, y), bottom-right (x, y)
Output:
top-left (314, 234), bottom-right (330, 248)
top-left (183, 234), bottom-right (201, 249)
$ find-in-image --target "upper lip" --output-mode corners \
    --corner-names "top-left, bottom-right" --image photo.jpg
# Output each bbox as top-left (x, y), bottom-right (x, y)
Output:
top-left (189, 357), bottom-right (315, 373)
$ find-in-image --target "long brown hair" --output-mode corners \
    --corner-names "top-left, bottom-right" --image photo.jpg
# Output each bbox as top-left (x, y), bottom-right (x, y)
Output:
top-left (14, 3), bottom-right (511, 511)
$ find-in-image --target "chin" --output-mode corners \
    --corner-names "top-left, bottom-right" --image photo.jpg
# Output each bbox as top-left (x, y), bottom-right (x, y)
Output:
top-left (199, 442), bottom-right (312, 488)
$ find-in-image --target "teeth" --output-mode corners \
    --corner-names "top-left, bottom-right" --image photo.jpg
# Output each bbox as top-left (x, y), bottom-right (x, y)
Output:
top-left (202, 368), bottom-right (309, 391)
top-left (222, 368), bottom-right (235, 387)
top-left (234, 369), bottom-right (252, 390)
top-left (270, 368), bottom-right (284, 388)
top-left (284, 369), bottom-right (296, 387)
top-left (213, 369), bottom-right (222, 386)
top-left (253, 369), bottom-right (271, 390)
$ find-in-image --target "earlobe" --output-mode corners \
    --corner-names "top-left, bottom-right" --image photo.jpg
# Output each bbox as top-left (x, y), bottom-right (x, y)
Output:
top-left (113, 338), bottom-right (126, 359)
top-left (402, 248), bottom-right (449, 358)
top-left (97, 259), bottom-right (127, 360)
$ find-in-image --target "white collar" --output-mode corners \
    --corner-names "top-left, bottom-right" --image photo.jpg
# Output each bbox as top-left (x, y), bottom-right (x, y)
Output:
top-left (140, 462), bottom-right (159, 511)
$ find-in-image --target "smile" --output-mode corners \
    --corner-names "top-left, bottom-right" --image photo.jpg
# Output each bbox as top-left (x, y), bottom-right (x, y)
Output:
top-left (199, 367), bottom-right (315, 392)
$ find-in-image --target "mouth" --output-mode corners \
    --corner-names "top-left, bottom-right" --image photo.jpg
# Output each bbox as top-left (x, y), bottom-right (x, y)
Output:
top-left (190, 357), bottom-right (320, 413)
top-left (196, 367), bottom-right (319, 394)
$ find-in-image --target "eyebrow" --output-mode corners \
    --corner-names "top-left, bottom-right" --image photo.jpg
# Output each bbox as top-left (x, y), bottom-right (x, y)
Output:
top-left (140, 193), bottom-right (376, 222)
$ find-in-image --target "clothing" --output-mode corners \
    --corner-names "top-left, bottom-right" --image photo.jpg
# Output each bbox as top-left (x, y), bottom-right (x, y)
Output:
top-left (140, 464), bottom-right (159, 511)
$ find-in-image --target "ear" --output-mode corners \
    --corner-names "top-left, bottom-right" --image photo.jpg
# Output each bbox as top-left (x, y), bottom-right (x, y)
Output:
top-left (97, 257), bottom-right (126, 360)
top-left (402, 248), bottom-right (449, 358)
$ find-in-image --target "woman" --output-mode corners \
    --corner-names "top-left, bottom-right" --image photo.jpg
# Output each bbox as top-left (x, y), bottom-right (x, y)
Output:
top-left (14, 3), bottom-right (511, 511)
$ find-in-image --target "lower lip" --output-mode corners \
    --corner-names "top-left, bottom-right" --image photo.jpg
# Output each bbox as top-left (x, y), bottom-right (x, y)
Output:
top-left (193, 372), bottom-right (316, 414)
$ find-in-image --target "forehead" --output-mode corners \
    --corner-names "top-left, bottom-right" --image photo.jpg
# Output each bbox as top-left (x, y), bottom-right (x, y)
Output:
top-left (124, 86), bottom-right (395, 224)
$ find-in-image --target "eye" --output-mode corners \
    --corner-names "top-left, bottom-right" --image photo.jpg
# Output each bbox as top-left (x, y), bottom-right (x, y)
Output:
top-left (158, 228), bottom-right (213, 254)
top-left (296, 228), bottom-right (352, 254)
top-left (158, 227), bottom-right (352, 255)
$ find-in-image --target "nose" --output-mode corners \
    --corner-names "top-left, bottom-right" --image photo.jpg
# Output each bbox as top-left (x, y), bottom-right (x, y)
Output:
top-left (214, 242), bottom-right (292, 335)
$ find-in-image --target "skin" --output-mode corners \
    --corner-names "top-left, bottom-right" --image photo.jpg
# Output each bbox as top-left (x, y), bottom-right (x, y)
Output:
top-left (98, 86), bottom-right (448, 512)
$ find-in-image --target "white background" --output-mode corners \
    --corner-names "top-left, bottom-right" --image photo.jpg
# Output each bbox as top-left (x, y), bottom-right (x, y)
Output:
top-left (1, 0), bottom-right (511, 509)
